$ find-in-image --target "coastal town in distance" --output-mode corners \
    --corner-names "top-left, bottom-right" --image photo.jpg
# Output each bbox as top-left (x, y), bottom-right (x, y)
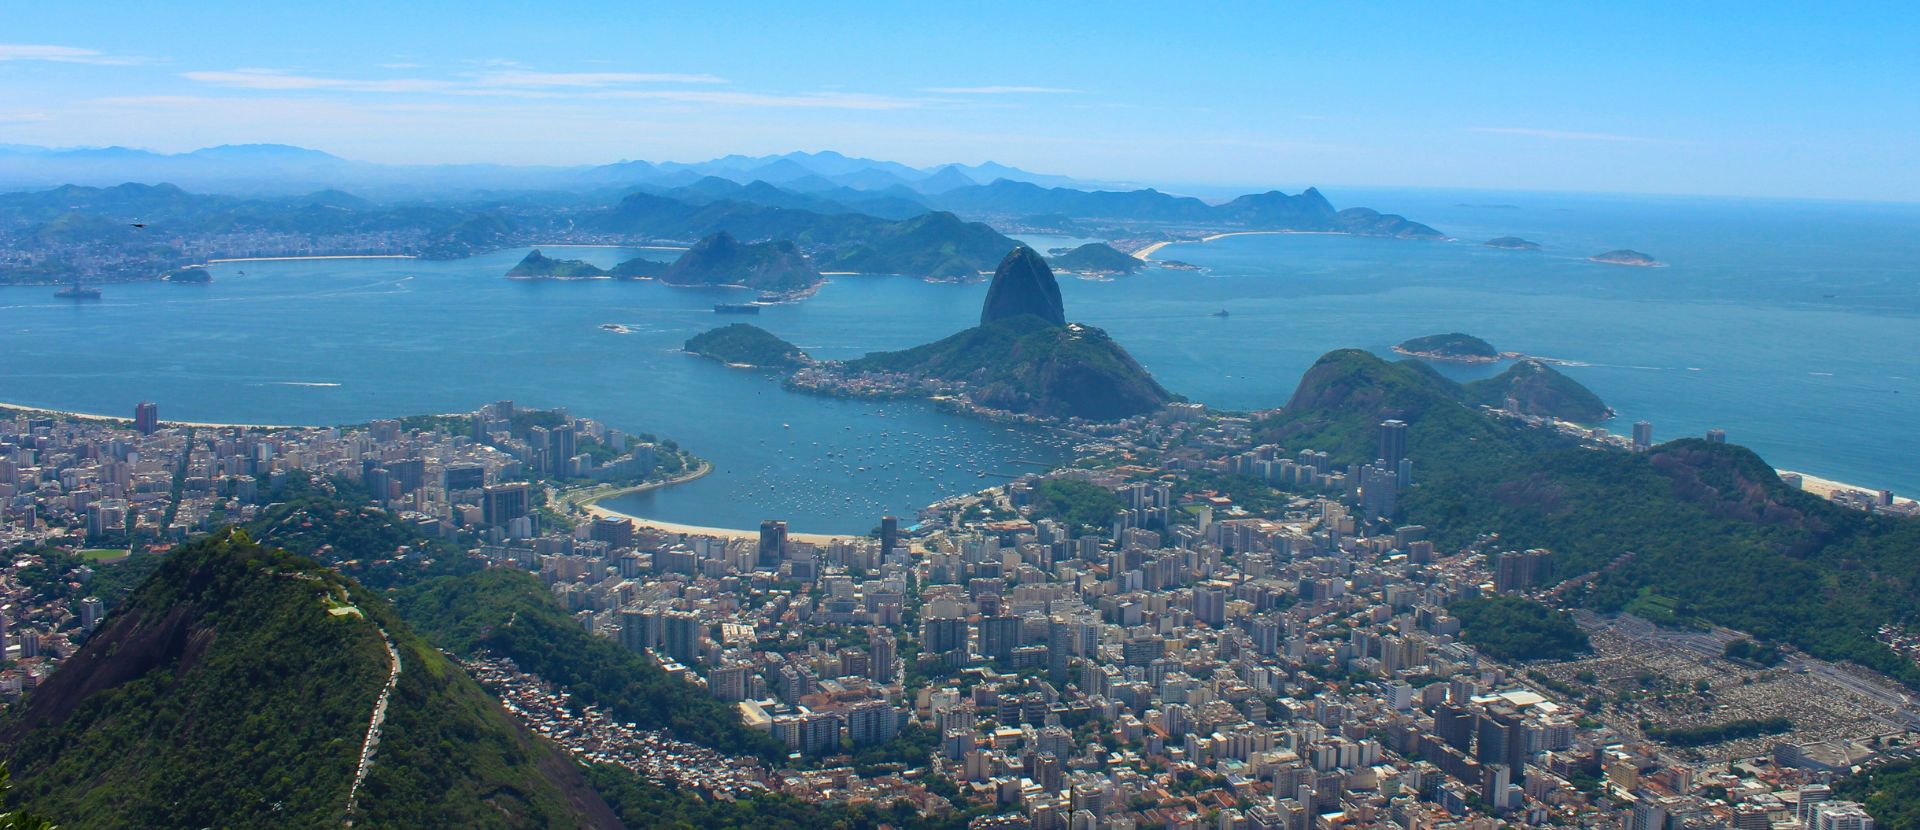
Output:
top-left (5, 4), bottom-right (1920, 830)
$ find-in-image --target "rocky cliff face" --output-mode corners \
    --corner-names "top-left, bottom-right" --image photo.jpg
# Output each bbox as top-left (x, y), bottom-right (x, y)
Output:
top-left (979, 245), bottom-right (1065, 326)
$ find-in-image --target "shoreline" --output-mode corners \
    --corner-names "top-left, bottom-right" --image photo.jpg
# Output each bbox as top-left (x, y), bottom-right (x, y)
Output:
top-left (1779, 470), bottom-right (1917, 507)
top-left (1390, 346), bottom-right (1501, 364)
top-left (1133, 229), bottom-right (1367, 261)
top-left (205, 254), bottom-right (416, 264)
top-left (573, 464), bottom-right (861, 543)
top-left (0, 401), bottom-right (304, 430)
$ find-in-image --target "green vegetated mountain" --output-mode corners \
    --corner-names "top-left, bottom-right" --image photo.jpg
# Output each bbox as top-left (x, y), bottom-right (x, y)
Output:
top-left (0, 528), bottom-right (620, 829)
top-left (1258, 348), bottom-right (1920, 690)
top-left (851, 315), bottom-right (1169, 420)
top-left (1047, 242), bottom-right (1145, 274)
top-left (508, 249), bottom-right (607, 279)
top-left (848, 247), bottom-right (1170, 420)
top-left (1462, 358), bottom-right (1613, 422)
top-left (247, 479), bottom-right (781, 761)
top-left (661, 231), bottom-right (821, 292)
top-left (686, 323), bottom-right (810, 368)
top-left (925, 182), bottom-right (1443, 239)
top-left (1394, 332), bottom-right (1498, 361)
top-left (587, 192), bottom-right (1017, 278)
top-left (809, 210), bottom-right (1017, 279)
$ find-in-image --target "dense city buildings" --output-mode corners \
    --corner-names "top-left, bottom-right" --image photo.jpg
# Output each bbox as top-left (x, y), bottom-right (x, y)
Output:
top-left (2, 399), bottom-right (1912, 830)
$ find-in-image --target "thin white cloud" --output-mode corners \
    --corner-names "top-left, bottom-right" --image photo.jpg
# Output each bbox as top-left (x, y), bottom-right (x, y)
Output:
top-left (922, 85), bottom-right (1078, 94)
top-left (178, 67), bottom-right (919, 110)
top-left (0, 44), bottom-right (143, 65)
top-left (182, 69), bottom-right (456, 93)
top-left (475, 70), bottom-right (727, 87)
top-left (1466, 126), bottom-right (1651, 143)
top-left (589, 89), bottom-right (924, 110)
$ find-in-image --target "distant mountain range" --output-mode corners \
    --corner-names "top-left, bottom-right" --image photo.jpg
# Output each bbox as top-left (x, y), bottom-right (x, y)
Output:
top-left (0, 143), bottom-right (1099, 198)
top-left (0, 143), bottom-right (1439, 239)
top-left (0, 146), bottom-right (1446, 284)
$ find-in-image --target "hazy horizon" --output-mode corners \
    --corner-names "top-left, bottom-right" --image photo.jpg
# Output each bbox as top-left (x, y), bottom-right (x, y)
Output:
top-left (3, 2), bottom-right (1916, 201)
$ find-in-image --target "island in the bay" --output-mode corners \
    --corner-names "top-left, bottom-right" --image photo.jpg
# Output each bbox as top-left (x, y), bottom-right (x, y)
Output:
top-left (505, 248), bottom-right (674, 280)
top-left (1393, 332), bottom-right (1500, 363)
top-left (788, 246), bottom-right (1172, 421)
top-left (1483, 236), bottom-right (1541, 250)
top-left (683, 323), bottom-right (811, 369)
top-left (1047, 242), bottom-right (1146, 275)
top-left (507, 234), bottom-right (822, 293)
top-left (1590, 248), bottom-right (1661, 266)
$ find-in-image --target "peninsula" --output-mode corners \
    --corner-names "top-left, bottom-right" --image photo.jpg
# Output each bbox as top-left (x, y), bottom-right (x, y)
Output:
top-left (792, 246), bottom-right (1172, 421)
top-left (506, 249), bottom-right (606, 279)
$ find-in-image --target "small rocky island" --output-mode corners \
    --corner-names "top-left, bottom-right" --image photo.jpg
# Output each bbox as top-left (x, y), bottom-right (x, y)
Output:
top-left (684, 323), bottom-right (810, 368)
top-left (1589, 249), bottom-right (1661, 267)
top-left (1394, 332), bottom-right (1500, 363)
top-left (1047, 242), bottom-right (1145, 275)
top-left (1483, 236), bottom-right (1541, 250)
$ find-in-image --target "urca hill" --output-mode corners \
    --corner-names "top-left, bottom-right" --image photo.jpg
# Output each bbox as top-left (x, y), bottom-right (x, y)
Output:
top-left (846, 246), bottom-right (1171, 420)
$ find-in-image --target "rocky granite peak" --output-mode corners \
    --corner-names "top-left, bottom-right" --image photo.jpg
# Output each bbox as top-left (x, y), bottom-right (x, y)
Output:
top-left (980, 245), bottom-right (1065, 326)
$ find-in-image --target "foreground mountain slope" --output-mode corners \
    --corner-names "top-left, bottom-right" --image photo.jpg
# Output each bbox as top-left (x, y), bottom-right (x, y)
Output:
top-left (1261, 348), bottom-right (1920, 689)
top-left (0, 529), bottom-right (620, 829)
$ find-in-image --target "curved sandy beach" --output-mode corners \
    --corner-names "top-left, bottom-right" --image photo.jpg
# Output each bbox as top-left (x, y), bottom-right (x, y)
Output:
top-left (0, 401), bottom-right (302, 430)
top-left (1134, 230), bottom-right (1343, 261)
top-left (568, 462), bottom-right (861, 544)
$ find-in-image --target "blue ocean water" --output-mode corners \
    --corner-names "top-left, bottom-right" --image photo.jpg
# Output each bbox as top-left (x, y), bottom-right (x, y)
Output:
top-left (2, 193), bottom-right (1915, 532)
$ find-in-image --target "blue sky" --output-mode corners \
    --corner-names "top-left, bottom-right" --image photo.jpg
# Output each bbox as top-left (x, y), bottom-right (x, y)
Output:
top-left (2, 1), bottom-right (1916, 200)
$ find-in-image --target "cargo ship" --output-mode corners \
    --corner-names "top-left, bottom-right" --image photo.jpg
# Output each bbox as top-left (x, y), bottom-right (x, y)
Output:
top-left (713, 303), bottom-right (761, 314)
top-left (54, 278), bottom-right (102, 300)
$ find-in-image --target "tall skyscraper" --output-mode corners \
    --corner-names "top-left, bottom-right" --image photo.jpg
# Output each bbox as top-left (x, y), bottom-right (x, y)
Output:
top-left (1706, 428), bottom-right (1728, 444)
top-left (662, 610), bottom-right (702, 665)
top-left (481, 482), bottom-right (531, 526)
top-left (1632, 420), bottom-right (1654, 452)
top-left (758, 520), bottom-right (788, 567)
top-left (1378, 419), bottom-right (1409, 469)
top-left (868, 628), bottom-right (898, 684)
top-left (547, 423), bottom-right (576, 474)
top-left (880, 515), bottom-right (899, 558)
top-left (133, 401), bottom-right (159, 435)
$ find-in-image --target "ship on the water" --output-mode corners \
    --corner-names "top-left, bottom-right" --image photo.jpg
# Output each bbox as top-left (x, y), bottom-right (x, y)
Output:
top-left (713, 303), bottom-right (761, 314)
top-left (54, 277), bottom-right (102, 300)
